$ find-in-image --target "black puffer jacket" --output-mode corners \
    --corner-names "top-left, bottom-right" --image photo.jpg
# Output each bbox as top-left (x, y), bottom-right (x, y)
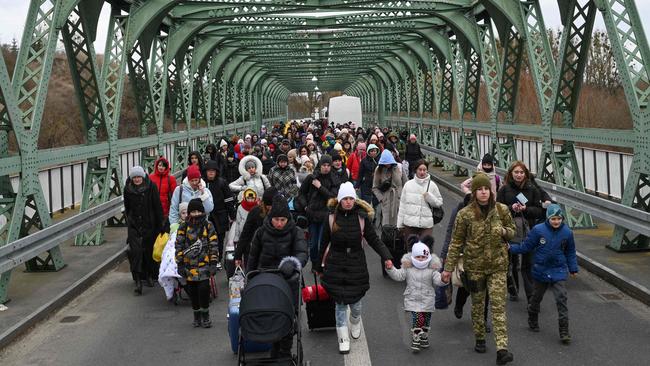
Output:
top-left (319, 199), bottom-right (392, 305)
top-left (356, 156), bottom-right (377, 195)
top-left (299, 169), bottom-right (339, 223)
top-left (123, 177), bottom-right (163, 239)
top-left (234, 205), bottom-right (266, 261)
top-left (497, 179), bottom-right (545, 228)
top-left (246, 217), bottom-right (308, 272)
top-left (404, 142), bottom-right (423, 164)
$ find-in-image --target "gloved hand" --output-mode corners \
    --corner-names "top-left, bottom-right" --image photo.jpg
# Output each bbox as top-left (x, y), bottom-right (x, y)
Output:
top-left (279, 259), bottom-right (297, 279)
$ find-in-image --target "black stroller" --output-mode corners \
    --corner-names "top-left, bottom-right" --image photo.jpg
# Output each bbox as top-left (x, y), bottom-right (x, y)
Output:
top-left (238, 269), bottom-right (309, 366)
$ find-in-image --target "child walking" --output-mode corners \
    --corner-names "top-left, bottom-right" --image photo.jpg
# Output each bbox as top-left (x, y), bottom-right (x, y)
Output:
top-left (387, 241), bottom-right (446, 352)
top-left (509, 204), bottom-right (578, 344)
top-left (175, 198), bottom-right (219, 328)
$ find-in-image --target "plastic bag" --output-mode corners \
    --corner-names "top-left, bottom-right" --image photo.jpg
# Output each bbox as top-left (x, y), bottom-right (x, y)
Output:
top-left (152, 233), bottom-right (169, 262)
top-left (229, 266), bottom-right (246, 303)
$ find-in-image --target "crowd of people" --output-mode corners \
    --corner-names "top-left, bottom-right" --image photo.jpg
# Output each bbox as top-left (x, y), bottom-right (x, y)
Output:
top-left (123, 119), bottom-right (578, 365)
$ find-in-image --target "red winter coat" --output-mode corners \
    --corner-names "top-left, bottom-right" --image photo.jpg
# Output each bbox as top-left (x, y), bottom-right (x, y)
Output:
top-left (149, 156), bottom-right (177, 218)
top-left (347, 151), bottom-right (365, 181)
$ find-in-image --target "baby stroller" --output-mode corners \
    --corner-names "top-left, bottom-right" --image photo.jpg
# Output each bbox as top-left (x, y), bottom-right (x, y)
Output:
top-left (238, 269), bottom-right (309, 366)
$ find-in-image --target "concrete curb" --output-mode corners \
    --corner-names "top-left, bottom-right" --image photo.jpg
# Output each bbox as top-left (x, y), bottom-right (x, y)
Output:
top-left (0, 247), bottom-right (127, 350)
top-left (576, 252), bottom-right (650, 307)
top-left (428, 167), bottom-right (650, 307)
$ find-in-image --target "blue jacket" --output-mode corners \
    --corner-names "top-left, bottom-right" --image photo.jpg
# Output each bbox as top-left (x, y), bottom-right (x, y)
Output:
top-left (510, 221), bottom-right (578, 283)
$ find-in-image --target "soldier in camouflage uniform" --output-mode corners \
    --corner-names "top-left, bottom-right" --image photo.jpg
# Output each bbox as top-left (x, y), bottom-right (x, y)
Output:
top-left (442, 173), bottom-right (516, 365)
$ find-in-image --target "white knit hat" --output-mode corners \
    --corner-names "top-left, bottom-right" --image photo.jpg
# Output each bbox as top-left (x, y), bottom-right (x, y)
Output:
top-left (219, 139), bottom-right (228, 148)
top-left (129, 166), bottom-right (146, 179)
top-left (337, 182), bottom-right (357, 201)
top-left (333, 143), bottom-right (342, 151)
top-left (411, 242), bottom-right (432, 269)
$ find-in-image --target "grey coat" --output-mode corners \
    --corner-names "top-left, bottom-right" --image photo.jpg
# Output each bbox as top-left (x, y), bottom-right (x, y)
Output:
top-left (372, 164), bottom-right (406, 226)
top-left (387, 253), bottom-right (446, 312)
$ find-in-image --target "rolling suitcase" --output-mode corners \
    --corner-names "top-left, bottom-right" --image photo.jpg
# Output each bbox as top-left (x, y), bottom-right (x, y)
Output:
top-left (303, 273), bottom-right (336, 330)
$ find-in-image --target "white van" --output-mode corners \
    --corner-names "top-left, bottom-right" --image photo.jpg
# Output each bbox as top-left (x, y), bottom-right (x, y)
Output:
top-left (328, 95), bottom-right (362, 128)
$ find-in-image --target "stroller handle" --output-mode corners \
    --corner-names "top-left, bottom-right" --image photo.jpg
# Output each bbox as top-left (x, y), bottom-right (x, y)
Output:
top-left (245, 268), bottom-right (282, 281)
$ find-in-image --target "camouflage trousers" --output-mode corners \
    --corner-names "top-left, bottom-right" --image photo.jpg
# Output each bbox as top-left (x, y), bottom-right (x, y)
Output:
top-left (468, 271), bottom-right (508, 350)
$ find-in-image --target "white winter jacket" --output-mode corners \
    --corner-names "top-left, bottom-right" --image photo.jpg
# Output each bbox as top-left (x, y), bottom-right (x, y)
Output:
top-left (158, 231), bottom-right (181, 300)
top-left (387, 253), bottom-right (446, 312)
top-left (229, 155), bottom-right (271, 201)
top-left (397, 175), bottom-right (443, 229)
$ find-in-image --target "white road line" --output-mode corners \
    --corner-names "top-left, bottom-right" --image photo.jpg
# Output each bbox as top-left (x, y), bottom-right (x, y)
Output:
top-left (344, 311), bottom-right (372, 366)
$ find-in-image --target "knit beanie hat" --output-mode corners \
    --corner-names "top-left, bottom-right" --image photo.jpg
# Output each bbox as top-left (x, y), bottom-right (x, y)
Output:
top-left (356, 142), bottom-right (367, 151)
top-left (187, 165), bottom-right (201, 180)
top-left (179, 202), bottom-right (189, 215)
top-left (546, 203), bottom-right (564, 219)
top-left (471, 172), bottom-right (491, 192)
top-left (277, 154), bottom-right (289, 164)
top-left (262, 186), bottom-right (278, 206)
top-left (129, 166), bottom-right (146, 179)
top-left (260, 138), bottom-right (267, 145)
top-left (319, 154), bottom-right (333, 166)
top-left (337, 181), bottom-right (357, 201)
top-left (333, 143), bottom-right (342, 151)
top-left (220, 139), bottom-right (228, 148)
top-left (411, 242), bottom-right (432, 269)
top-left (269, 195), bottom-right (290, 219)
top-left (244, 160), bottom-right (257, 170)
top-left (187, 198), bottom-right (204, 213)
top-left (330, 152), bottom-right (342, 162)
top-left (205, 160), bottom-right (220, 172)
top-left (481, 153), bottom-right (494, 165)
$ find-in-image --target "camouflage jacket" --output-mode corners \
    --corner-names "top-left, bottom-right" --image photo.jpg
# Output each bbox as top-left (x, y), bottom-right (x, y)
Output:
top-left (443, 202), bottom-right (515, 274)
top-left (175, 219), bottom-right (219, 282)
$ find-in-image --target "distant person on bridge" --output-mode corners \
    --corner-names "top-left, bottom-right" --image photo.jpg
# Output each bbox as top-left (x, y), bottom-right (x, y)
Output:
top-left (181, 151), bottom-right (205, 181)
top-left (168, 165), bottom-right (214, 225)
top-left (405, 134), bottom-right (424, 179)
top-left (346, 142), bottom-right (366, 183)
top-left (509, 204), bottom-right (578, 344)
top-left (355, 144), bottom-right (379, 206)
top-left (124, 166), bottom-right (163, 295)
top-left (397, 160), bottom-right (443, 240)
top-left (442, 173), bottom-right (515, 365)
top-left (223, 148), bottom-right (240, 184)
top-left (149, 156), bottom-right (177, 220)
top-left (461, 153), bottom-right (501, 195)
top-left (268, 154), bottom-right (299, 199)
top-left (229, 155), bottom-right (271, 201)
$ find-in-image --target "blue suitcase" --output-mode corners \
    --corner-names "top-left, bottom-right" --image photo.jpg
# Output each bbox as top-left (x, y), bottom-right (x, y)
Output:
top-left (228, 301), bottom-right (272, 354)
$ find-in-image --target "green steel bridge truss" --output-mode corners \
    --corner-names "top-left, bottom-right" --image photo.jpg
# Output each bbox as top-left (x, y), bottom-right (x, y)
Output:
top-left (0, 0), bottom-right (649, 303)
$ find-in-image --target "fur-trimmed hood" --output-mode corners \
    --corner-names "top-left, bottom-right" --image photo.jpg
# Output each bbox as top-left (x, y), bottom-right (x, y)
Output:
top-left (399, 252), bottom-right (442, 270)
top-left (326, 197), bottom-right (375, 220)
top-left (238, 154), bottom-right (263, 179)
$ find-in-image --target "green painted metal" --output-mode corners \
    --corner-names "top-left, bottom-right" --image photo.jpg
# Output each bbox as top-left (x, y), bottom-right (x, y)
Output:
top-left (0, 0), bottom-right (649, 303)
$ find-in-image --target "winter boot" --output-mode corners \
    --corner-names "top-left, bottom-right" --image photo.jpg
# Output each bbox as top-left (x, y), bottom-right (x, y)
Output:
top-left (192, 311), bottom-right (201, 327)
top-left (528, 312), bottom-right (540, 332)
top-left (134, 277), bottom-right (143, 295)
top-left (349, 315), bottom-right (361, 339)
top-left (453, 306), bottom-right (463, 319)
top-left (559, 319), bottom-right (571, 344)
top-left (336, 326), bottom-right (350, 354)
top-left (201, 309), bottom-right (212, 328)
top-left (496, 349), bottom-right (514, 365)
top-left (419, 327), bottom-right (429, 349)
top-left (474, 339), bottom-right (486, 353)
top-left (410, 328), bottom-right (422, 352)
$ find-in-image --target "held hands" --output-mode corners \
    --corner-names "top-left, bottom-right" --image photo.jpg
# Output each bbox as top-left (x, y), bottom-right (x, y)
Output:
top-left (441, 271), bottom-right (452, 284)
top-left (312, 179), bottom-right (321, 189)
top-left (384, 259), bottom-right (393, 269)
top-left (512, 203), bottom-right (526, 213)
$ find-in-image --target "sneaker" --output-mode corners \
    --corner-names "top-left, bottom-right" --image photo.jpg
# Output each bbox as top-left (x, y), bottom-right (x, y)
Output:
top-left (528, 312), bottom-right (540, 332)
top-left (410, 338), bottom-right (420, 353)
top-left (192, 311), bottom-right (201, 327)
top-left (216, 262), bottom-right (223, 271)
top-left (559, 320), bottom-right (571, 344)
top-left (474, 339), bottom-right (486, 353)
top-left (496, 349), bottom-right (514, 365)
top-left (454, 307), bottom-right (463, 319)
top-left (201, 311), bottom-right (212, 328)
top-left (349, 316), bottom-right (361, 339)
top-left (411, 328), bottom-right (422, 353)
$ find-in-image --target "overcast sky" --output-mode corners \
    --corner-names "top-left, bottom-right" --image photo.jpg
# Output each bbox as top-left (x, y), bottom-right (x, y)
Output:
top-left (1, 1), bottom-right (649, 55)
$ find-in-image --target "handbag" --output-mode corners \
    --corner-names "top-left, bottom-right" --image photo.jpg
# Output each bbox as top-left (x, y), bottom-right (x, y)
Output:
top-left (451, 255), bottom-right (465, 288)
top-left (426, 176), bottom-right (445, 224)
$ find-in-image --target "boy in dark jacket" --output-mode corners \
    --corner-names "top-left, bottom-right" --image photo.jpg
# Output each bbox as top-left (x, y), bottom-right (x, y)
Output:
top-left (509, 204), bottom-right (578, 344)
top-left (204, 160), bottom-right (236, 268)
top-left (175, 198), bottom-right (219, 328)
top-left (223, 149), bottom-right (240, 183)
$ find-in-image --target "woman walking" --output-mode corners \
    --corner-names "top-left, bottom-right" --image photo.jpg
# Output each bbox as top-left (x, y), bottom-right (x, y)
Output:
top-left (315, 182), bottom-right (393, 354)
top-left (442, 173), bottom-right (516, 365)
top-left (397, 160), bottom-right (443, 240)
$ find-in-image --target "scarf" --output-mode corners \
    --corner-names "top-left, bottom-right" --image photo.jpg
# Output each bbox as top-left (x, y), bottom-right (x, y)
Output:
top-left (412, 255), bottom-right (432, 269)
top-left (241, 199), bottom-right (257, 212)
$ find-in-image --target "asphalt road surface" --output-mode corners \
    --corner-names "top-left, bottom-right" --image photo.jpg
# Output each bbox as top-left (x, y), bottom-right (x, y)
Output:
top-left (2, 186), bottom-right (650, 366)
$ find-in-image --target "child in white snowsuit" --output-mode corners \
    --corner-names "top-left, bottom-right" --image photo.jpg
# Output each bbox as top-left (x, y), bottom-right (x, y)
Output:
top-left (387, 241), bottom-right (446, 352)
